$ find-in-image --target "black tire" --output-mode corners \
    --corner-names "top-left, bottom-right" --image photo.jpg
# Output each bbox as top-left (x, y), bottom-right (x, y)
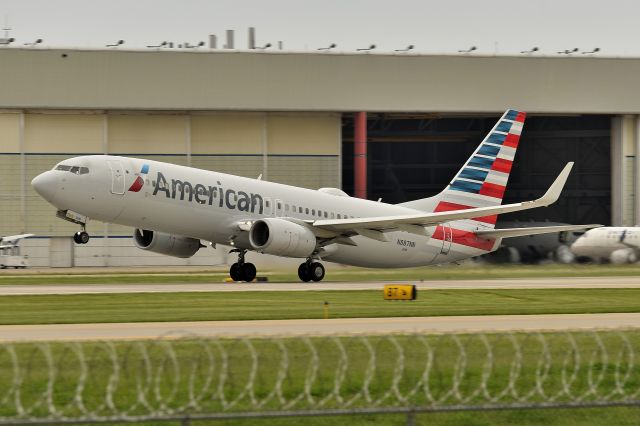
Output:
top-left (229, 263), bottom-right (241, 281)
top-left (241, 263), bottom-right (257, 282)
top-left (73, 232), bottom-right (82, 244)
top-left (79, 231), bottom-right (90, 244)
top-left (309, 262), bottom-right (325, 282)
top-left (298, 263), bottom-right (311, 282)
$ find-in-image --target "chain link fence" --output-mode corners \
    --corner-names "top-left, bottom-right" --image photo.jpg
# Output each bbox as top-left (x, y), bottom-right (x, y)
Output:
top-left (0, 330), bottom-right (639, 424)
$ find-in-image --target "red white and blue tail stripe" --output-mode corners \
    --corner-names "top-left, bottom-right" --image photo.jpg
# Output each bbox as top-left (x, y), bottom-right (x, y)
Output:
top-left (431, 109), bottom-right (525, 228)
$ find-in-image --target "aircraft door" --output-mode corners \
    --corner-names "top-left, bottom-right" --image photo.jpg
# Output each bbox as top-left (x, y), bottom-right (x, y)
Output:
top-left (440, 223), bottom-right (452, 255)
top-left (107, 160), bottom-right (125, 195)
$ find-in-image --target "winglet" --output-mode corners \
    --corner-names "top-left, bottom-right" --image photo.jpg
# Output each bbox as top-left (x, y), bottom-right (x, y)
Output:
top-left (536, 162), bottom-right (573, 206)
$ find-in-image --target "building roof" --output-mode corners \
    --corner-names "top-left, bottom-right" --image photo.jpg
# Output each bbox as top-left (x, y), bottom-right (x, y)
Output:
top-left (1, 47), bottom-right (639, 113)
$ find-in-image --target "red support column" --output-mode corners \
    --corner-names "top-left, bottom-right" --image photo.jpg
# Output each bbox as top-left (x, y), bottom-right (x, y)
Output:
top-left (354, 112), bottom-right (367, 199)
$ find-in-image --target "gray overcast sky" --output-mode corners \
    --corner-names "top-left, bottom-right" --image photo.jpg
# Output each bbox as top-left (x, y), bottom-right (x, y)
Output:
top-left (0, 0), bottom-right (637, 56)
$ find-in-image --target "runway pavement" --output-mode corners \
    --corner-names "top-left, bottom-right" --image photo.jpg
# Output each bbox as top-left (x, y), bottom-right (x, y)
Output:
top-left (1, 313), bottom-right (639, 342)
top-left (1, 276), bottom-right (640, 295)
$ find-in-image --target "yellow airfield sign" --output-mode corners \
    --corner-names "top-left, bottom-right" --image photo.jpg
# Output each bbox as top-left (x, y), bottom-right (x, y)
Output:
top-left (383, 284), bottom-right (417, 301)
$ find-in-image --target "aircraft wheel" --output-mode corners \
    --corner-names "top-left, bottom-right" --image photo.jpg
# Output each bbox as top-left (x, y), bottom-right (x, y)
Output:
top-left (73, 231), bottom-right (89, 244)
top-left (79, 231), bottom-right (90, 244)
top-left (229, 263), bottom-right (242, 281)
top-left (298, 263), bottom-right (311, 282)
top-left (308, 262), bottom-right (325, 282)
top-left (241, 263), bottom-right (257, 282)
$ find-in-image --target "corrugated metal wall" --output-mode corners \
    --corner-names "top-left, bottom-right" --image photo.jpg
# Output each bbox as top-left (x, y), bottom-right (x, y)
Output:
top-left (0, 111), bottom-right (341, 266)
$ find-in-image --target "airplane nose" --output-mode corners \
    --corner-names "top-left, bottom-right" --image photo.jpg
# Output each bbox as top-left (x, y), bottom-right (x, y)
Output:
top-left (31, 171), bottom-right (59, 203)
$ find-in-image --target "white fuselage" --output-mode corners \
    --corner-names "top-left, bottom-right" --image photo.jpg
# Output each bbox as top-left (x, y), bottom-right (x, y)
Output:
top-left (571, 227), bottom-right (640, 262)
top-left (32, 155), bottom-right (501, 268)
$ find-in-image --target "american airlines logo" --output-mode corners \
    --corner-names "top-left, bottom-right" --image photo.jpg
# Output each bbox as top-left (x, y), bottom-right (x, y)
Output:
top-left (152, 171), bottom-right (264, 214)
top-left (128, 164), bottom-right (150, 192)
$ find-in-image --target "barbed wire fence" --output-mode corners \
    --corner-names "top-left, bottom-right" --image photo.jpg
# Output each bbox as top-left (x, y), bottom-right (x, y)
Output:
top-left (0, 330), bottom-right (639, 424)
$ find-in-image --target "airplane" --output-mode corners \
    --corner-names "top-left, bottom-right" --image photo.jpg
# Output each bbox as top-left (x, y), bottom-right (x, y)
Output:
top-left (571, 227), bottom-right (640, 263)
top-left (31, 109), bottom-right (599, 282)
top-left (0, 233), bottom-right (34, 269)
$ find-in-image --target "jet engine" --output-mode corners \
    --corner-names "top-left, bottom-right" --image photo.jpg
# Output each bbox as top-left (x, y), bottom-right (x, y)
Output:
top-left (249, 218), bottom-right (316, 257)
top-left (610, 248), bottom-right (637, 264)
top-left (133, 229), bottom-right (201, 258)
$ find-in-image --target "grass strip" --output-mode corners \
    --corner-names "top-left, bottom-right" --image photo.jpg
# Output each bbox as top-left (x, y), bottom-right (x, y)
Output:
top-left (2, 264), bottom-right (640, 285)
top-left (0, 288), bottom-right (639, 325)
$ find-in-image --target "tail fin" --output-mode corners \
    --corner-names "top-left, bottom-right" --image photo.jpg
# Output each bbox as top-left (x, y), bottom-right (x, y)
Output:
top-left (398, 109), bottom-right (526, 228)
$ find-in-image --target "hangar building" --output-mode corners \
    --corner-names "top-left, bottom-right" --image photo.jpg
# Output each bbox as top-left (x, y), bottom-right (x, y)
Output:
top-left (0, 47), bottom-right (638, 266)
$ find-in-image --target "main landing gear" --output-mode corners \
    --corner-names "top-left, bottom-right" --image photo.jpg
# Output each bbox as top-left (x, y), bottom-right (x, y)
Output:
top-left (298, 259), bottom-right (325, 282)
top-left (229, 249), bottom-right (257, 282)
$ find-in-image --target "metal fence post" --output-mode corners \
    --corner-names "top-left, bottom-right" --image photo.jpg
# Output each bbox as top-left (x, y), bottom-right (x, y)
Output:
top-left (406, 409), bottom-right (416, 426)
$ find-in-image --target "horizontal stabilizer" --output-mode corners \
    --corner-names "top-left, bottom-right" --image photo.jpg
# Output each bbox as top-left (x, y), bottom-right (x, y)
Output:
top-left (475, 224), bottom-right (601, 239)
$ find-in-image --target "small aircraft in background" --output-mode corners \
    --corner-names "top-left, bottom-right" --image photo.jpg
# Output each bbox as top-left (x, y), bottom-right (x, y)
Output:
top-left (0, 234), bottom-right (34, 269)
top-left (32, 109), bottom-right (599, 281)
top-left (571, 227), bottom-right (640, 263)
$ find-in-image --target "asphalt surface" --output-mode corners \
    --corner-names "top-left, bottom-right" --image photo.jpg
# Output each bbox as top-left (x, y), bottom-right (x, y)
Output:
top-left (1, 313), bottom-right (639, 342)
top-left (1, 276), bottom-right (640, 295)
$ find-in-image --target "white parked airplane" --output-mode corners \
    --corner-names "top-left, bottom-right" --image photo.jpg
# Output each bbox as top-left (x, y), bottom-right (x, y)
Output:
top-left (0, 233), bottom-right (34, 269)
top-left (571, 227), bottom-right (640, 263)
top-left (31, 110), bottom-right (598, 282)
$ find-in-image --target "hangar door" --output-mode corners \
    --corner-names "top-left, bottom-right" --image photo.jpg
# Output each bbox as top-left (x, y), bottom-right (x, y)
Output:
top-left (342, 114), bottom-right (611, 225)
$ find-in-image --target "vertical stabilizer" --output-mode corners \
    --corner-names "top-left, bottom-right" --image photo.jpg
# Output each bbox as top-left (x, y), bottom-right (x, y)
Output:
top-left (398, 109), bottom-right (526, 228)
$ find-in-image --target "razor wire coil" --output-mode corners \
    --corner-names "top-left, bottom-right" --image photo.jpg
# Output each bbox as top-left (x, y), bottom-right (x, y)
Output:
top-left (0, 330), bottom-right (639, 423)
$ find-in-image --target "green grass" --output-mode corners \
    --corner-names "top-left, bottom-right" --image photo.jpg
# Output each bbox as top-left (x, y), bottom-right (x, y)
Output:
top-left (1, 333), bottom-right (639, 424)
top-left (2, 264), bottom-right (640, 285)
top-left (1, 288), bottom-right (640, 325)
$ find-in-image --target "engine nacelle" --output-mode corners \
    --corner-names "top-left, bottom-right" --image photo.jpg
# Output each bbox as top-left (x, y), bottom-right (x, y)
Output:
top-left (133, 229), bottom-right (201, 258)
top-left (610, 248), bottom-right (637, 264)
top-left (249, 218), bottom-right (316, 258)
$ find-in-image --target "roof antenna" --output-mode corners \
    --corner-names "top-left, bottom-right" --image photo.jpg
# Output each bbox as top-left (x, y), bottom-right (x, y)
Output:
top-left (0, 15), bottom-right (15, 45)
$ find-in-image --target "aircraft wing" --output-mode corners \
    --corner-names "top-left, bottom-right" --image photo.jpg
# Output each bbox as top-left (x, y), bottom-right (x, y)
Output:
top-left (475, 224), bottom-right (601, 239)
top-left (313, 163), bottom-right (574, 236)
top-left (0, 233), bottom-right (35, 244)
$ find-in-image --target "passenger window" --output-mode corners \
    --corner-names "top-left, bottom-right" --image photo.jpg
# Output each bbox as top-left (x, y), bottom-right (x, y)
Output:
top-left (331, 213), bottom-right (335, 219)
top-left (299, 207), bottom-right (303, 213)
top-left (337, 214), bottom-right (341, 219)
top-left (266, 200), bottom-right (270, 207)
top-left (312, 209), bottom-right (316, 215)
top-left (324, 212), bottom-right (328, 218)
top-left (306, 208), bottom-right (309, 214)
top-left (318, 210), bottom-right (322, 217)
top-left (277, 202), bottom-right (282, 210)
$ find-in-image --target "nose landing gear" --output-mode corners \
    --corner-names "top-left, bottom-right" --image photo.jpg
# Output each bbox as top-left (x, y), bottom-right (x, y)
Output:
top-left (298, 259), bottom-right (325, 282)
top-left (56, 210), bottom-right (91, 245)
top-left (229, 249), bottom-right (257, 282)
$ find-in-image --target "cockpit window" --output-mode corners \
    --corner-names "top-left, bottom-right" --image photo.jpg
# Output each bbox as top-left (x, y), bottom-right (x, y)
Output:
top-left (55, 165), bottom-right (89, 175)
